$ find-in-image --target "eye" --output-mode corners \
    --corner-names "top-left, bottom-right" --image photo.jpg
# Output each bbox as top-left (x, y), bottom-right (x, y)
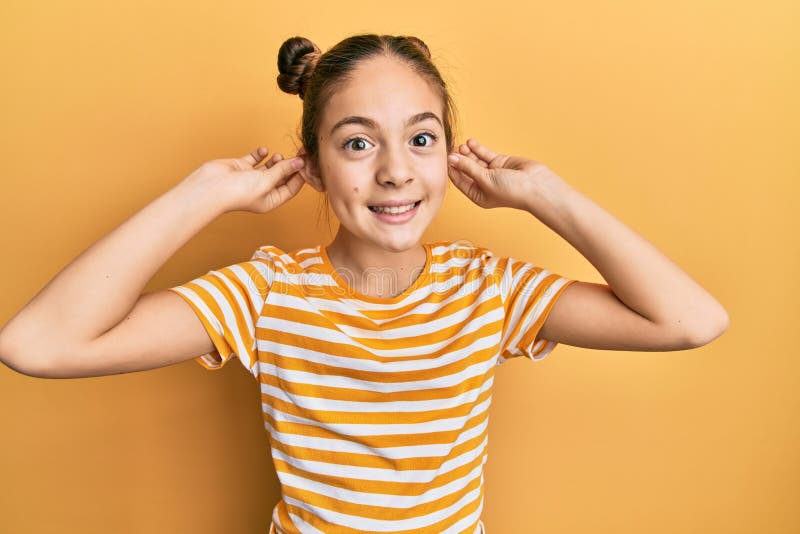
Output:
top-left (342, 136), bottom-right (374, 152)
top-left (412, 132), bottom-right (438, 147)
top-left (341, 132), bottom-right (439, 152)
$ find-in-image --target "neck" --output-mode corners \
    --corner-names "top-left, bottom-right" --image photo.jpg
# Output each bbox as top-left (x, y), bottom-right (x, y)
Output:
top-left (326, 230), bottom-right (427, 298)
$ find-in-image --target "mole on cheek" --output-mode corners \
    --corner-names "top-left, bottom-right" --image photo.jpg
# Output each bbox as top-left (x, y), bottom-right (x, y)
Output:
top-left (353, 187), bottom-right (359, 194)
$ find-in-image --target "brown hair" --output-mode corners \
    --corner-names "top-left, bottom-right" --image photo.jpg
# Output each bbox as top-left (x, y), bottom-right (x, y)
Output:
top-left (277, 33), bottom-right (459, 232)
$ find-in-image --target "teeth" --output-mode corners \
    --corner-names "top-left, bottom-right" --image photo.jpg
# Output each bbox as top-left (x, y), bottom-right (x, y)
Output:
top-left (370, 202), bottom-right (417, 215)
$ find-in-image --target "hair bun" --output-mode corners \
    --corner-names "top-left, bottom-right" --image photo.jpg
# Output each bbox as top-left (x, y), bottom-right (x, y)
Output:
top-left (404, 36), bottom-right (431, 59)
top-left (277, 36), bottom-right (321, 100)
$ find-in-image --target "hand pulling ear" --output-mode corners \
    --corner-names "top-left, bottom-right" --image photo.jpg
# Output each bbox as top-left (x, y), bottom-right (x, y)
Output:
top-left (295, 147), bottom-right (325, 193)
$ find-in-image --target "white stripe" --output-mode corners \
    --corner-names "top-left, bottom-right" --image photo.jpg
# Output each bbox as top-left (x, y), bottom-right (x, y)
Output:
top-left (314, 241), bottom-right (478, 308)
top-left (283, 485), bottom-right (483, 532)
top-left (293, 294), bottom-right (369, 318)
top-left (257, 331), bottom-right (500, 374)
top-left (263, 395), bottom-right (491, 436)
top-left (271, 436), bottom-right (487, 483)
top-left (272, 259), bottom-right (494, 321)
top-left (298, 255), bottom-right (324, 269)
top-left (287, 513), bottom-right (325, 534)
top-left (429, 254), bottom-right (477, 272)
top-left (423, 274), bottom-right (499, 313)
top-left (278, 462), bottom-right (484, 508)
top-left (335, 275), bottom-right (436, 305)
top-left (253, 247), bottom-right (295, 268)
top-left (259, 307), bottom-right (503, 359)
top-left (192, 277), bottom-right (255, 370)
top-left (501, 263), bottom-right (548, 352)
top-left (270, 505), bottom-right (285, 533)
top-left (442, 493), bottom-right (485, 534)
top-left (261, 377), bottom-right (492, 413)
top-left (228, 262), bottom-right (272, 314)
top-left (259, 358), bottom-right (495, 397)
top-left (531, 337), bottom-right (560, 361)
top-left (268, 271), bottom-right (339, 288)
top-left (306, 243), bottom-right (474, 311)
top-left (506, 272), bottom-right (570, 355)
top-left (318, 284), bottom-right (499, 340)
top-left (259, 289), bottom-right (497, 338)
top-left (266, 416), bottom-right (489, 459)
top-left (170, 285), bottom-right (259, 377)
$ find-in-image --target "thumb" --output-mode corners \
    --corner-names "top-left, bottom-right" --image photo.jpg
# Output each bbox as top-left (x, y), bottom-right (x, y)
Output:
top-left (448, 153), bottom-right (490, 185)
top-left (265, 155), bottom-right (305, 180)
top-left (241, 146), bottom-right (270, 168)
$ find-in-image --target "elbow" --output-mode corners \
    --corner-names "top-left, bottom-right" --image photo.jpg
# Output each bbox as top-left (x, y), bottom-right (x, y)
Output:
top-left (1, 355), bottom-right (40, 378)
top-left (0, 330), bottom-right (55, 379)
top-left (685, 308), bottom-right (731, 348)
top-left (1, 353), bottom-right (59, 379)
top-left (0, 331), bottom-right (23, 375)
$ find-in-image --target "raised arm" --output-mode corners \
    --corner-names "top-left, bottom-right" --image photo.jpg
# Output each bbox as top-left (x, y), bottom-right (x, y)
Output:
top-left (448, 138), bottom-right (729, 351)
top-left (520, 164), bottom-right (729, 350)
top-left (0, 147), bottom-right (305, 378)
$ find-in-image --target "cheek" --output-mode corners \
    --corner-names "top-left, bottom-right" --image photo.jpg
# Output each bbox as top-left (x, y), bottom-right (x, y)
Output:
top-left (326, 181), bottom-right (366, 217)
top-left (423, 159), bottom-right (449, 191)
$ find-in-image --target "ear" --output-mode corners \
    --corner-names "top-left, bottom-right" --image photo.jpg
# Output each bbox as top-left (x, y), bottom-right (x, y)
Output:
top-left (295, 147), bottom-right (325, 192)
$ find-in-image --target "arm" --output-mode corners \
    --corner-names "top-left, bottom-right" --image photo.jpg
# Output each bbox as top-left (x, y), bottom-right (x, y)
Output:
top-left (447, 139), bottom-right (729, 351)
top-left (529, 174), bottom-right (730, 350)
top-left (0, 169), bottom-right (230, 376)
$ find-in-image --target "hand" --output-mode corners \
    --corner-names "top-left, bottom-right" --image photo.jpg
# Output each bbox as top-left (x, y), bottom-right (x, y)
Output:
top-left (184, 146), bottom-right (306, 215)
top-left (447, 138), bottom-right (562, 211)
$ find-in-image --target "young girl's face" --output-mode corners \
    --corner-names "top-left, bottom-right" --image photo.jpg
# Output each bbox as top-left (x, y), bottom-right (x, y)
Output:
top-left (308, 55), bottom-right (449, 253)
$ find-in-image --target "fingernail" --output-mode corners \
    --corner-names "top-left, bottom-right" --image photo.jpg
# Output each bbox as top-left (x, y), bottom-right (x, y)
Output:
top-left (448, 154), bottom-right (459, 164)
top-left (291, 157), bottom-right (304, 168)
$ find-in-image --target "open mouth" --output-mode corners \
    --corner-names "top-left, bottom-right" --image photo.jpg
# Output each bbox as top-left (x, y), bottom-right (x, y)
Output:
top-left (367, 200), bottom-right (423, 224)
top-left (367, 200), bottom-right (422, 214)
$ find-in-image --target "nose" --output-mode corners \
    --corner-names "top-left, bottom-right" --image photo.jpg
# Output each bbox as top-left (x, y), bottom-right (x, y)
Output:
top-left (375, 143), bottom-right (413, 187)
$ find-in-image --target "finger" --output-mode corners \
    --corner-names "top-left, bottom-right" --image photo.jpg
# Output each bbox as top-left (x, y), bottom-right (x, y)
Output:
top-left (265, 155), bottom-right (305, 182)
top-left (269, 173), bottom-right (305, 207)
top-left (448, 153), bottom-right (489, 185)
top-left (244, 146), bottom-right (269, 168)
top-left (448, 165), bottom-right (475, 196)
top-left (466, 139), bottom-right (501, 164)
top-left (265, 153), bottom-right (283, 169)
top-left (448, 164), bottom-right (488, 207)
top-left (459, 143), bottom-right (488, 168)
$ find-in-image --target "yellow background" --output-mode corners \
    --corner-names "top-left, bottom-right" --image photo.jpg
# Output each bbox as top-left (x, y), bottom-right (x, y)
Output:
top-left (1, 1), bottom-right (797, 532)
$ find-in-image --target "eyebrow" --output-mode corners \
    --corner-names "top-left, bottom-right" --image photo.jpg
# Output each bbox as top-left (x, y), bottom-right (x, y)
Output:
top-left (329, 111), bottom-right (442, 136)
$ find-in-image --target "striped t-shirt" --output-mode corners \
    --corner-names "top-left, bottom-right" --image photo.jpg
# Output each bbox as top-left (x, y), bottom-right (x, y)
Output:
top-left (168, 240), bottom-right (575, 533)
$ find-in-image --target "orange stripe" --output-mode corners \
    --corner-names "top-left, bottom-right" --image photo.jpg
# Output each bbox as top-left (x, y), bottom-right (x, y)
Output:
top-left (170, 241), bottom-right (571, 532)
top-left (270, 429), bottom-right (487, 470)
top-left (272, 450), bottom-right (488, 497)
top-left (282, 482), bottom-right (483, 533)
top-left (258, 365), bottom-right (496, 402)
top-left (262, 386), bottom-right (493, 426)
top-left (256, 312), bottom-right (503, 364)
top-left (260, 288), bottom-right (501, 353)
top-left (260, 342), bottom-right (497, 384)
top-left (263, 407), bottom-right (490, 448)
top-left (281, 473), bottom-right (482, 520)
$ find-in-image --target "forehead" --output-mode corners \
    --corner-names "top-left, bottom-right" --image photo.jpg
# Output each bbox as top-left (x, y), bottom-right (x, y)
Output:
top-left (321, 55), bottom-right (442, 132)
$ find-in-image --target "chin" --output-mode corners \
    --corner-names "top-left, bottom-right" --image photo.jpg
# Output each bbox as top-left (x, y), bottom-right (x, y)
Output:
top-left (374, 234), bottom-right (424, 253)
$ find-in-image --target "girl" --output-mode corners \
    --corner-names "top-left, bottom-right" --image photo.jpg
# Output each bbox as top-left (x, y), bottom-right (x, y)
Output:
top-left (0, 34), bottom-right (729, 533)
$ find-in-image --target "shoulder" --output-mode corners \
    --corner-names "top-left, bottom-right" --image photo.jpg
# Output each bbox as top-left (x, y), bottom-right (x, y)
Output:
top-left (429, 239), bottom-right (503, 281)
top-left (430, 240), bottom-right (495, 261)
top-left (250, 244), bottom-right (322, 273)
top-left (433, 241), bottom-right (558, 291)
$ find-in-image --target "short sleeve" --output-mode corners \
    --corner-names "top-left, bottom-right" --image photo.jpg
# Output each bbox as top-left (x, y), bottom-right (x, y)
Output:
top-left (496, 257), bottom-right (577, 364)
top-left (166, 248), bottom-right (276, 377)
